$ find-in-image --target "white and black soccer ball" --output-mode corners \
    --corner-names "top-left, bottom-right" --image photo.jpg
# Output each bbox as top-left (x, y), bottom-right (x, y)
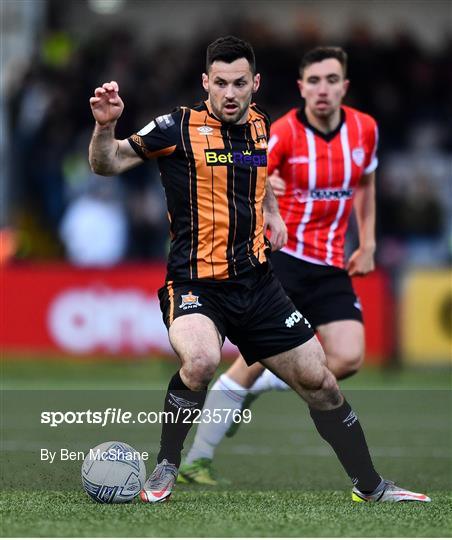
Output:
top-left (81, 441), bottom-right (146, 503)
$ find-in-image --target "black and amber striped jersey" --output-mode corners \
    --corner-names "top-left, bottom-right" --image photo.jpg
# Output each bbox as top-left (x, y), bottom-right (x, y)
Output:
top-left (128, 100), bottom-right (271, 281)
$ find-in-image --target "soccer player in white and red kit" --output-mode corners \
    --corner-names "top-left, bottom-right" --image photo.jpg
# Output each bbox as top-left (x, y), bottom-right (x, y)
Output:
top-left (180, 46), bottom-right (379, 483)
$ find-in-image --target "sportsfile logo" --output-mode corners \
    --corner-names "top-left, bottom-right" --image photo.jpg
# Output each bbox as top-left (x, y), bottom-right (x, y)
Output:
top-left (205, 149), bottom-right (267, 167)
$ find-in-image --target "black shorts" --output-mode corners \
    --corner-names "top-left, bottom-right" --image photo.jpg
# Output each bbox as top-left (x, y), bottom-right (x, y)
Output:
top-left (158, 264), bottom-right (314, 365)
top-left (270, 251), bottom-right (363, 329)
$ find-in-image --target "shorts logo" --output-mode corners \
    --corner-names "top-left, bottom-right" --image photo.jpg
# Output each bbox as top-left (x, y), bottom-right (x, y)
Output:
top-left (352, 147), bottom-right (365, 167)
top-left (354, 297), bottom-right (362, 311)
top-left (285, 310), bottom-right (311, 329)
top-left (197, 126), bottom-right (213, 135)
top-left (179, 291), bottom-right (202, 310)
top-left (205, 149), bottom-right (267, 168)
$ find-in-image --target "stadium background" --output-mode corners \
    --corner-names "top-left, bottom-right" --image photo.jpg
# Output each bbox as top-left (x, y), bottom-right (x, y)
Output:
top-left (1, 0), bottom-right (451, 537)
top-left (1, 0), bottom-right (451, 364)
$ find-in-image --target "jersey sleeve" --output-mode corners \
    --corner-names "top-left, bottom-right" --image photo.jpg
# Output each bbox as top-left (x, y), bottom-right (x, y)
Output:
top-left (363, 118), bottom-right (379, 175)
top-left (268, 120), bottom-right (289, 175)
top-left (127, 109), bottom-right (182, 160)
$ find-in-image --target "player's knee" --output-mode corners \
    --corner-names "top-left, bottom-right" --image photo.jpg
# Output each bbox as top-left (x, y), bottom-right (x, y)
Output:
top-left (182, 355), bottom-right (219, 390)
top-left (304, 367), bottom-right (342, 409)
top-left (321, 369), bottom-right (341, 400)
top-left (330, 347), bottom-right (364, 380)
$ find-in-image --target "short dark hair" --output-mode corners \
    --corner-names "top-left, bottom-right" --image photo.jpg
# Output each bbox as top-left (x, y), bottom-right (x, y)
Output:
top-left (299, 46), bottom-right (348, 78)
top-left (206, 36), bottom-right (256, 74)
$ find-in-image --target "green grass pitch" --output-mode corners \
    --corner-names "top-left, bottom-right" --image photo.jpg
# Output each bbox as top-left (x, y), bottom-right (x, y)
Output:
top-left (1, 357), bottom-right (451, 537)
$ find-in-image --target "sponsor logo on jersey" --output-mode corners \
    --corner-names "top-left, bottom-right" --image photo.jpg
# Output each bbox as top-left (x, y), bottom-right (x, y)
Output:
top-left (179, 291), bottom-right (202, 310)
top-left (205, 149), bottom-right (267, 167)
top-left (137, 120), bottom-right (156, 136)
top-left (197, 126), bottom-right (213, 135)
top-left (352, 147), bottom-right (365, 167)
top-left (293, 188), bottom-right (353, 203)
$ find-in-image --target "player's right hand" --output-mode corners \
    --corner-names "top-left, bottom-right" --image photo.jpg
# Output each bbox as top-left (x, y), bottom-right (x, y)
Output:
top-left (89, 81), bottom-right (124, 126)
top-left (268, 169), bottom-right (286, 196)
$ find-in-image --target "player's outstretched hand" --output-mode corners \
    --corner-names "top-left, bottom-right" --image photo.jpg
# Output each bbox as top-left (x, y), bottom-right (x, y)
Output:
top-left (347, 246), bottom-right (375, 276)
top-left (89, 81), bottom-right (124, 126)
top-left (268, 169), bottom-right (286, 196)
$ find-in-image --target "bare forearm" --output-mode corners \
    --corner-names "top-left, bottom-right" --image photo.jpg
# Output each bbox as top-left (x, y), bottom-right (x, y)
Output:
top-left (263, 180), bottom-right (280, 214)
top-left (354, 179), bottom-right (376, 251)
top-left (89, 122), bottom-right (121, 176)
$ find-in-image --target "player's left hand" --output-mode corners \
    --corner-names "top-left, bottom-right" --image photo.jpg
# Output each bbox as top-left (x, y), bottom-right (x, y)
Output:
top-left (346, 246), bottom-right (375, 276)
top-left (264, 211), bottom-right (288, 251)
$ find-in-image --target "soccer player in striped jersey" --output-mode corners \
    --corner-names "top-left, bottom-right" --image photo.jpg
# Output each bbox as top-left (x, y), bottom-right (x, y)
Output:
top-left (89, 39), bottom-right (429, 504)
top-left (180, 47), bottom-right (429, 503)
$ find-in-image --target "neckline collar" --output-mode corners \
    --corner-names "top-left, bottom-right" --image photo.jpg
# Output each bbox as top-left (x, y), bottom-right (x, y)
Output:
top-left (296, 107), bottom-right (345, 142)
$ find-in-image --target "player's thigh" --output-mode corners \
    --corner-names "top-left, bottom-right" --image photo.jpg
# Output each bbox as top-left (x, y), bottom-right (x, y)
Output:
top-left (260, 335), bottom-right (327, 391)
top-left (260, 338), bottom-right (342, 409)
top-left (169, 314), bottom-right (222, 374)
top-left (317, 319), bottom-right (364, 365)
top-left (227, 356), bottom-right (265, 388)
top-left (159, 281), bottom-right (225, 368)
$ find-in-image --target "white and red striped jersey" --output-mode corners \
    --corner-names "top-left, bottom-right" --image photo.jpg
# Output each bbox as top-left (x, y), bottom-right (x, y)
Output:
top-left (268, 105), bottom-right (378, 268)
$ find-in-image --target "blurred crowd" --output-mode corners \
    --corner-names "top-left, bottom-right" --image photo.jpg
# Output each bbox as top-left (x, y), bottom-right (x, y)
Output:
top-left (5, 9), bottom-right (452, 270)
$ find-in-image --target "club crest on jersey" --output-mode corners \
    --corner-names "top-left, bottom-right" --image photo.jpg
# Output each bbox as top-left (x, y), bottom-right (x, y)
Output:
top-left (179, 291), bottom-right (202, 310)
top-left (197, 126), bottom-right (213, 135)
top-left (352, 147), bottom-right (365, 167)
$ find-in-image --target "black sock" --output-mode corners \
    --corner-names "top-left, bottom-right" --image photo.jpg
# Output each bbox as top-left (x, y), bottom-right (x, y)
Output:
top-left (309, 399), bottom-right (381, 493)
top-left (157, 371), bottom-right (207, 468)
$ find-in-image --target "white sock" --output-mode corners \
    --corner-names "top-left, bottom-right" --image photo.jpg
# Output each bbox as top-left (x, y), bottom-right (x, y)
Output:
top-left (185, 373), bottom-right (247, 463)
top-left (249, 369), bottom-right (290, 395)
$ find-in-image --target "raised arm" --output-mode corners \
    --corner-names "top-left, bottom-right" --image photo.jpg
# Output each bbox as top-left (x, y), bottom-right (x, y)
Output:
top-left (89, 81), bottom-right (143, 176)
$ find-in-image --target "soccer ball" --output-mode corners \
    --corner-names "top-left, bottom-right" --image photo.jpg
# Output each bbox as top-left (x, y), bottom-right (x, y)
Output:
top-left (81, 441), bottom-right (146, 503)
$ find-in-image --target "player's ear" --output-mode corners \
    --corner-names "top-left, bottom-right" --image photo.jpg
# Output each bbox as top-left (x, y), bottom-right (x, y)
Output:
top-left (297, 79), bottom-right (305, 98)
top-left (202, 73), bottom-right (209, 92)
top-left (252, 73), bottom-right (260, 93)
top-left (342, 79), bottom-right (350, 98)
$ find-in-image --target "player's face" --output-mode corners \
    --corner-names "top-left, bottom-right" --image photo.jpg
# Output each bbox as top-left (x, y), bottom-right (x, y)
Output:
top-left (202, 59), bottom-right (260, 124)
top-left (298, 58), bottom-right (349, 119)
